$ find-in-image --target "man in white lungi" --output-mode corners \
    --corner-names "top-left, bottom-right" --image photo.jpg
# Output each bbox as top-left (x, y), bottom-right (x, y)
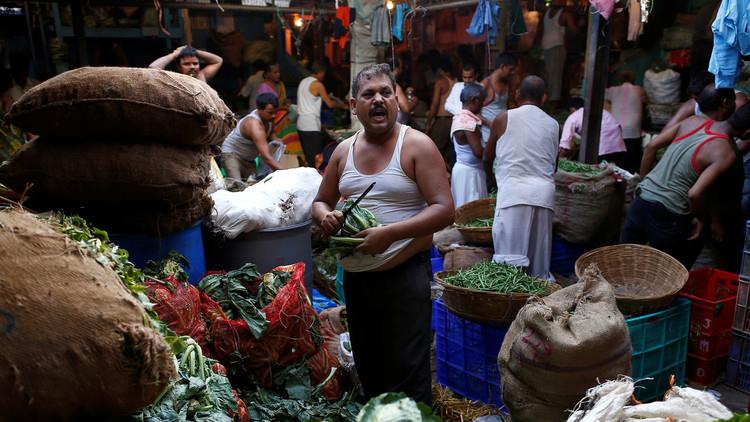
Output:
top-left (483, 76), bottom-right (558, 280)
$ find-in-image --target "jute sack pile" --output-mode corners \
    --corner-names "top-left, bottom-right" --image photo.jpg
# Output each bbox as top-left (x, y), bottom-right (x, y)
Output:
top-left (0, 210), bottom-right (175, 420)
top-left (2, 67), bottom-right (237, 234)
top-left (499, 264), bottom-right (632, 421)
top-left (7, 67), bottom-right (234, 145)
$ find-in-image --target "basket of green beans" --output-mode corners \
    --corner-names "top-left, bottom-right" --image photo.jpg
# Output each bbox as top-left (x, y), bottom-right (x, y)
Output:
top-left (454, 198), bottom-right (496, 246)
top-left (435, 261), bottom-right (560, 324)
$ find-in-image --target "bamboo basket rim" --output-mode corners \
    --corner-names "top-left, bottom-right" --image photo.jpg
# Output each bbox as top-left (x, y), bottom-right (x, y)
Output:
top-left (574, 244), bottom-right (689, 301)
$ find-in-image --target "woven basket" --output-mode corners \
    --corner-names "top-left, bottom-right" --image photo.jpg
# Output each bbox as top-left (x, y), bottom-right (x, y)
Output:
top-left (574, 244), bottom-right (688, 316)
top-left (434, 270), bottom-right (561, 325)
top-left (454, 198), bottom-right (496, 246)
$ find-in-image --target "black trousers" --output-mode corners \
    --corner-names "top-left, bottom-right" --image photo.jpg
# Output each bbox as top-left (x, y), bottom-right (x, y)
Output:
top-left (298, 130), bottom-right (325, 168)
top-left (343, 252), bottom-right (433, 405)
top-left (621, 195), bottom-right (703, 269)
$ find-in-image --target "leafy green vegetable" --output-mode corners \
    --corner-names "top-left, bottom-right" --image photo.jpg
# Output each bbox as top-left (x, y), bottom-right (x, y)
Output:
top-left (132, 338), bottom-right (238, 422)
top-left (460, 217), bottom-right (493, 228)
top-left (241, 387), bottom-right (362, 422)
top-left (557, 159), bottom-right (604, 175)
top-left (339, 199), bottom-right (379, 237)
top-left (443, 261), bottom-right (548, 295)
top-left (356, 392), bottom-right (440, 422)
top-left (198, 264), bottom-right (269, 340)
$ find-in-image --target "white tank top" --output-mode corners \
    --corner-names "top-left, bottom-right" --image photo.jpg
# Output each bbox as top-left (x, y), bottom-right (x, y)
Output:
top-left (297, 76), bottom-right (322, 131)
top-left (220, 110), bottom-right (271, 159)
top-left (542, 8), bottom-right (565, 50)
top-left (338, 124), bottom-right (427, 272)
top-left (495, 105), bottom-right (559, 210)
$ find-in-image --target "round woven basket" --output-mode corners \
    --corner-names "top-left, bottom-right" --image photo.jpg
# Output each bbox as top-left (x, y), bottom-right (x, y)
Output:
top-left (434, 270), bottom-right (561, 325)
top-left (574, 244), bottom-right (689, 316)
top-left (454, 198), bottom-right (496, 246)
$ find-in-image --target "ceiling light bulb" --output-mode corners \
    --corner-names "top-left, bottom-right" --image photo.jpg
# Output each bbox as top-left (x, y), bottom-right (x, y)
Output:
top-left (294, 16), bottom-right (303, 27)
top-left (386, 1), bottom-right (394, 11)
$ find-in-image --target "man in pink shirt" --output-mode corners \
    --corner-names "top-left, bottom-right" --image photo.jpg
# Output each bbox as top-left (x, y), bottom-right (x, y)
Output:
top-left (559, 97), bottom-right (627, 166)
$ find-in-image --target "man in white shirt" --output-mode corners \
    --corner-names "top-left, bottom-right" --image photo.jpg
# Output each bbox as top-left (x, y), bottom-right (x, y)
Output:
top-left (483, 76), bottom-right (559, 280)
top-left (444, 62), bottom-right (479, 116)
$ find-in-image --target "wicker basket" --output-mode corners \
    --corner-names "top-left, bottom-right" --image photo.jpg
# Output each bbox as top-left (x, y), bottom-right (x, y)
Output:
top-left (434, 270), bottom-right (561, 325)
top-left (574, 244), bottom-right (689, 316)
top-left (454, 198), bottom-right (496, 246)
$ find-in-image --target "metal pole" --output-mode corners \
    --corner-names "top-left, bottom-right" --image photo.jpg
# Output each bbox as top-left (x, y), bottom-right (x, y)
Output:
top-left (23, 2), bottom-right (39, 72)
top-left (578, 8), bottom-right (610, 164)
top-left (422, 0), bottom-right (479, 11)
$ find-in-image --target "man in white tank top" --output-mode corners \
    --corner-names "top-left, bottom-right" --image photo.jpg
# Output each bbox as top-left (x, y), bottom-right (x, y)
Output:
top-left (312, 64), bottom-right (454, 405)
top-left (483, 76), bottom-right (559, 281)
top-left (297, 62), bottom-right (348, 168)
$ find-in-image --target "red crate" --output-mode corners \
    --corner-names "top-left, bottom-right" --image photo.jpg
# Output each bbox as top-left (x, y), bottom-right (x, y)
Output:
top-left (686, 354), bottom-right (727, 387)
top-left (679, 268), bottom-right (739, 336)
top-left (687, 329), bottom-right (732, 360)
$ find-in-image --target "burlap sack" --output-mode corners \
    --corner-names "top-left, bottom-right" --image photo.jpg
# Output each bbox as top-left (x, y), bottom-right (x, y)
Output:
top-left (554, 167), bottom-right (618, 244)
top-left (498, 264), bottom-right (632, 422)
top-left (7, 67), bottom-right (236, 145)
top-left (0, 137), bottom-right (210, 205)
top-left (76, 194), bottom-right (214, 235)
top-left (0, 210), bottom-right (175, 420)
top-left (442, 246), bottom-right (493, 271)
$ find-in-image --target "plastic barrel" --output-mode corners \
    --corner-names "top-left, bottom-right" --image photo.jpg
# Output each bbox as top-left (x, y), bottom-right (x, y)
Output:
top-left (204, 220), bottom-right (314, 296)
top-left (109, 220), bottom-right (206, 284)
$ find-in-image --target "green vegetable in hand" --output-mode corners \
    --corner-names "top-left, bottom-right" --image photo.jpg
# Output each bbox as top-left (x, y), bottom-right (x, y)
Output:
top-left (339, 199), bottom-right (379, 236)
top-left (443, 261), bottom-right (548, 295)
top-left (329, 200), bottom-right (379, 255)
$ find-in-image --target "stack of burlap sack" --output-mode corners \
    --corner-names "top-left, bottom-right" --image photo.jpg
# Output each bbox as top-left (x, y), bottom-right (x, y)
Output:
top-left (0, 67), bottom-right (236, 234)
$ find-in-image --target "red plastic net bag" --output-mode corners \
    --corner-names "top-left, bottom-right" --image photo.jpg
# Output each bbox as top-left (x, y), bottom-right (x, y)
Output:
top-left (145, 275), bottom-right (207, 347)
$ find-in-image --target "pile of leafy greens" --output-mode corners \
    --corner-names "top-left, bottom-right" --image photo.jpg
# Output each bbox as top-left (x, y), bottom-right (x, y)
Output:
top-left (240, 361), bottom-right (362, 422)
top-left (196, 263), bottom-right (293, 340)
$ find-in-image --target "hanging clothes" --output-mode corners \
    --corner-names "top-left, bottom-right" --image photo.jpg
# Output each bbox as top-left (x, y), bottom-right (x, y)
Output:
top-left (334, 6), bottom-right (351, 48)
top-left (627, 0), bottom-right (643, 41)
top-left (467, 0), bottom-right (501, 45)
top-left (709, 0), bottom-right (750, 88)
top-left (392, 3), bottom-right (409, 41)
top-left (589, 0), bottom-right (615, 20)
top-left (371, 5), bottom-right (390, 47)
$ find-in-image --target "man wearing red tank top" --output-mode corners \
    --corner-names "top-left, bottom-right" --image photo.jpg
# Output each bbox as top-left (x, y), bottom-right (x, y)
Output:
top-left (312, 63), bottom-right (454, 406)
top-left (622, 87), bottom-right (750, 269)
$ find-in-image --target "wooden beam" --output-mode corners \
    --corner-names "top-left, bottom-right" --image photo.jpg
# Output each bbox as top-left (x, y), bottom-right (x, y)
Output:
top-left (497, 0), bottom-right (507, 53)
top-left (180, 9), bottom-right (192, 46)
top-left (578, 9), bottom-right (611, 164)
top-left (70, 1), bottom-right (88, 66)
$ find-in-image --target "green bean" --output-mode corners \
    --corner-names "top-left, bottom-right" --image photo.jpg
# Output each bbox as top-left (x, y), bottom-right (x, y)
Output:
top-left (442, 261), bottom-right (547, 295)
top-left (460, 218), bottom-right (493, 228)
top-left (557, 159), bottom-right (604, 175)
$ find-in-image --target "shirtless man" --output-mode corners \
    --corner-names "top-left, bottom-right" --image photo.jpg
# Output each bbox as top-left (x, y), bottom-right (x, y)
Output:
top-left (148, 45), bottom-right (223, 82)
top-left (427, 57), bottom-right (456, 165)
top-left (312, 63), bottom-right (454, 405)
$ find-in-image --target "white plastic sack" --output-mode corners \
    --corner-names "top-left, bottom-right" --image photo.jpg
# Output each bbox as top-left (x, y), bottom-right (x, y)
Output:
top-left (338, 332), bottom-right (355, 370)
top-left (208, 156), bottom-right (225, 194)
top-left (644, 69), bottom-right (681, 104)
top-left (210, 167), bottom-right (322, 239)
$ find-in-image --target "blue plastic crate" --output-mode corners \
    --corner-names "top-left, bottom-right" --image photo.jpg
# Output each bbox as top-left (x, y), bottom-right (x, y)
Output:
top-left (726, 330), bottom-right (750, 393)
top-left (434, 299), bottom-right (508, 407)
top-left (550, 234), bottom-right (587, 277)
top-left (627, 298), bottom-right (691, 402)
